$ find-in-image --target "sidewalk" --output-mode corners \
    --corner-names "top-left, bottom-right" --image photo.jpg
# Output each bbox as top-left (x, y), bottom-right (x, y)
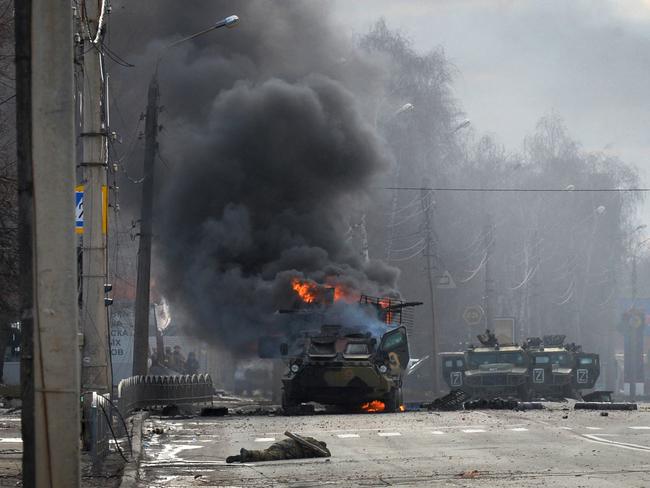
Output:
top-left (0, 407), bottom-right (129, 488)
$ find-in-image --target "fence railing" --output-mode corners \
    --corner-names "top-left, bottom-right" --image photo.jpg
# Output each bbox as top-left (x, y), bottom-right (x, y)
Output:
top-left (118, 374), bottom-right (214, 415)
top-left (83, 391), bottom-right (119, 471)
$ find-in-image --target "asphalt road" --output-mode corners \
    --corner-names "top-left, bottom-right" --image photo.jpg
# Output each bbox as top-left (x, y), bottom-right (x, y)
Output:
top-left (137, 404), bottom-right (650, 487)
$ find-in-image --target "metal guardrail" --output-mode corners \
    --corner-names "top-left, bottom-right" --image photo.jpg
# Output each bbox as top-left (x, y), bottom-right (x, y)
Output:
top-left (83, 391), bottom-right (117, 471)
top-left (118, 374), bottom-right (214, 414)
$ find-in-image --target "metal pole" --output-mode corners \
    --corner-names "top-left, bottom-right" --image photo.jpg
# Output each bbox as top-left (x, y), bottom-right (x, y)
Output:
top-left (29, 0), bottom-right (80, 484)
top-left (80, 0), bottom-right (111, 394)
top-left (133, 76), bottom-right (159, 376)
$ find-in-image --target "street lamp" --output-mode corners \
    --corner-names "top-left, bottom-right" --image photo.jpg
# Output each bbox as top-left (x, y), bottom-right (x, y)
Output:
top-left (132, 15), bottom-right (240, 377)
top-left (451, 119), bottom-right (471, 133)
top-left (162, 15), bottom-right (240, 54)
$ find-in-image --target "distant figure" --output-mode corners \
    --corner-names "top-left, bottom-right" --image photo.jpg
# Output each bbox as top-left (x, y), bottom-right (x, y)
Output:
top-left (226, 437), bottom-right (330, 463)
top-left (185, 351), bottom-right (199, 375)
top-left (170, 345), bottom-right (186, 373)
top-left (163, 346), bottom-right (173, 369)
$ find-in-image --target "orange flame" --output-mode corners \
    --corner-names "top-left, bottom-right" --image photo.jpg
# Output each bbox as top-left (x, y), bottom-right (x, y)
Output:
top-left (399, 404), bottom-right (405, 412)
top-left (291, 278), bottom-right (320, 303)
top-left (291, 278), bottom-right (361, 305)
top-left (360, 400), bottom-right (386, 413)
top-left (333, 283), bottom-right (361, 303)
top-left (378, 298), bottom-right (395, 324)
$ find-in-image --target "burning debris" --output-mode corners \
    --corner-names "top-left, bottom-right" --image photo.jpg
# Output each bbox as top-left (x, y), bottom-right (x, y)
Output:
top-left (360, 400), bottom-right (386, 413)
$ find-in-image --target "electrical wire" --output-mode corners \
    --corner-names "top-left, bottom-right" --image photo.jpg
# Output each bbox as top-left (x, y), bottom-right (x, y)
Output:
top-left (384, 186), bottom-right (650, 192)
top-left (460, 252), bottom-right (488, 284)
top-left (389, 245), bottom-right (426, 262)
top-left (97, 401), bottom-right (130, 463)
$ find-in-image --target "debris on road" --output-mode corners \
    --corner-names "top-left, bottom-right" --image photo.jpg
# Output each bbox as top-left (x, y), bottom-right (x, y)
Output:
top-left (160, 404), bottom-right (180, 416)
top-left (574, 402), bottom-right (637, 411)
top-left (427, 390), bottom-right (468, 411)
top-left (458, 469), bottom-right (481, 479)
top-left (464, 398), bottom-right (518, 410)
top-left (582, 391), bottom-right (613, 402)
top-left (226, 431), bottom-right (331, 463)
top-left (200, 406), bottom-right (228, 417)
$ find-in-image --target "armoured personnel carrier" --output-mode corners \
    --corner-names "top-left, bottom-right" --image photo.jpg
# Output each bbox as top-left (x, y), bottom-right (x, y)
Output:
top-left (523, 335), bottom-right (600, 399)
top-left (441, 331), bottom-right (530, 400)
top-left (441, 331), bottom-right (600, 401)
top-left (279, 295), bottom-right (420, 413)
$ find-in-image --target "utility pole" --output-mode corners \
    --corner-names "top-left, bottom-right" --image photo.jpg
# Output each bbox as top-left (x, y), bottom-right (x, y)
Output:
top-left (630, 251), bottom-right (638, 400)
top-left (483, 217), bottom-right (495, 331)
top-left (530, 230), bottom-right (541, 337)
top-left (421, 187), bottom-right (439, 394)
top-left (17, 0), bottom-right (81, 484)
top-left (132, 15), bottom-right (239, 376)
top-left (133, 76), bottom-right (159, 376)
top-left (80, 0), bottom-right (111, 393)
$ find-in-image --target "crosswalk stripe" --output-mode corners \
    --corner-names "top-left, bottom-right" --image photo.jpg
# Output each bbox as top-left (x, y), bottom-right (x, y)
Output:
top-left (585, 427), bottom-right (602, 431)
top-left (378, 432), bottom-right (401, 437)
top-left (337, 434), bottom-right (360, 438)
top-left (462, 429), bottom-right (486, 433)
top-left (254, 438), bottom-right (275, 442)
top-left (509, 428), bottom-right (528, 432)
top-left (559, 427), bottom-right (573, 430)
top-left (431, 431), bottom-right (445, 435)
top-left (629, 426), bottom-right (650, 430)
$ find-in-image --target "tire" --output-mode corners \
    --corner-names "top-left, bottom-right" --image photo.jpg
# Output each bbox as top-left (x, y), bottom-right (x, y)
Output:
top-left (281, 388), bottom-right (299, 416)
top-left (384, 388), bottom-right (402, 413)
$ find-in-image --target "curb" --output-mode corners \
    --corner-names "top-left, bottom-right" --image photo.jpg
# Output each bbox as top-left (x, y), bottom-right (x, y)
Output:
top-left (119, 411), bottom-right (149, 488)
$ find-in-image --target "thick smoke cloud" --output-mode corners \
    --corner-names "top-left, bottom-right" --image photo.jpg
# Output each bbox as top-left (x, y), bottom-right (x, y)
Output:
top-left (110, 1), bottom-right (399, 351)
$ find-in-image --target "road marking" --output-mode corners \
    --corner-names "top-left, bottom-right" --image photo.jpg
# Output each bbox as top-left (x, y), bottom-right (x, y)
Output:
top-left (582, 434), bottom-right (650, 452)
top-left (431, 431), bottom-right (445, 435)
top-left (509, 428), bottom-right (528, 432)
top-left (629, 426), bottom-right (650, 430)
top-left (337, 434), bottom-right (360, 438)
top-left (377, 432), bottom-right (401, 437)
top-left (559, 427), bottom-right (573, 430)
top-left (254, 438), bottom-right (275, 442)
top-left (585, 427), bottom-right (602, 431)
top-left (462, 429), bottom-right (486, 433)
top-left (0, 438), bottom-right (21, 443)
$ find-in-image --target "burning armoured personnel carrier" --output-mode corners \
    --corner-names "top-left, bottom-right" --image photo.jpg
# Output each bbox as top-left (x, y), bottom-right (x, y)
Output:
top-left (278, 288), bottom-right (421, 413)
top-left (441, 331), bottom-right (600, 401)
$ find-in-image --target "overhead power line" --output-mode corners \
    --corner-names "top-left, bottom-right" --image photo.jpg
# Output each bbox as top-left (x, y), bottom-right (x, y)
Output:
top-left (383, 186), bottom-right (650, 193)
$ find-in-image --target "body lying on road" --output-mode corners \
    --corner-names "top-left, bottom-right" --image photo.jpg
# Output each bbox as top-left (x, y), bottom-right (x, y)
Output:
top-left (226, 434), bottom-right (331, 463)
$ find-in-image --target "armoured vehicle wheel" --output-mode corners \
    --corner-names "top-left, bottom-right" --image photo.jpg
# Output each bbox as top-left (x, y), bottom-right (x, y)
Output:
top-left (384, 388), bottom-right (402, 413)
top-left (518, 385), bottom-right (531, 402)
top-left (281, 389), bottom-right (299, 415)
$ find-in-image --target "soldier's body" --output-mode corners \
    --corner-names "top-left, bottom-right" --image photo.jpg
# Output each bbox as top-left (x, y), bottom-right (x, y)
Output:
top-left (226, 437), bottom-right (330, 463)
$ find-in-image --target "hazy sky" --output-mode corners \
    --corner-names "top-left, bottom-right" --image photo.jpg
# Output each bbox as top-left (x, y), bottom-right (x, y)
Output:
top-left (333, 0), bottom-right (650, 219)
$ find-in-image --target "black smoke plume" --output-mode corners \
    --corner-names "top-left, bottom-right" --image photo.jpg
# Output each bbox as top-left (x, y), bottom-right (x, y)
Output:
top-left (111, 1), bottom-right (399, 351)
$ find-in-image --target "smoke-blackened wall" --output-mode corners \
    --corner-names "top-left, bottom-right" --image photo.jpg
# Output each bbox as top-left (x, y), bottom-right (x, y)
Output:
top-left (109, 1), bottom-right (399, 351)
